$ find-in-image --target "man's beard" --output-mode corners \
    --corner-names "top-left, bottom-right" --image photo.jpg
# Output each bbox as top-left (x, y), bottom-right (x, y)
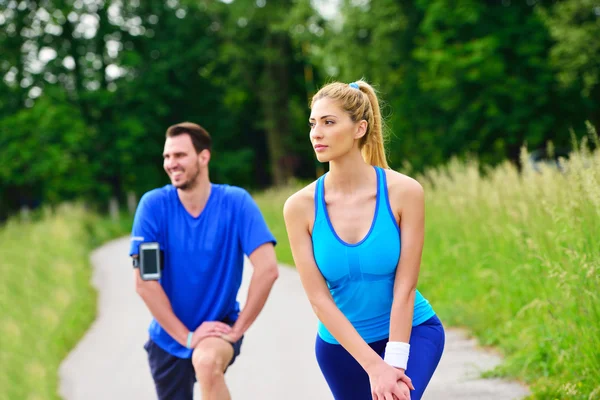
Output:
top-left (174, 165), bottom-right (201, 191)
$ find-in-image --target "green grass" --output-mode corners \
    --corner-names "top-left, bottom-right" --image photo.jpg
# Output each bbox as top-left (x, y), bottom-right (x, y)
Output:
top-left (416, 144), bottom-right (600, 399)
top-left (0, 183), bottom-right (296, 400)
top-left (3, 130), bottom-right (599, 399)
top-left (254, 181), bottom-right (304, 266)
top-left (253, 138), bottom-right (600, 399)
top-left (0, 204), bottom-right (132, 400)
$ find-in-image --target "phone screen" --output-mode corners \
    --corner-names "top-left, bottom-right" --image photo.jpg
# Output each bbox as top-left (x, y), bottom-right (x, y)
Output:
top-left (142, 248), bottom-right (159, 274)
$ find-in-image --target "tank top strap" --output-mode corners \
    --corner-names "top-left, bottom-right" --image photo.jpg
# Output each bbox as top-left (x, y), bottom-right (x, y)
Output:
top-left (375, 166), bottom-right (397, 226)
top-left (375, 166), bottom-right (384, 202)
top-left (314, 173), bottom-right (327, 221)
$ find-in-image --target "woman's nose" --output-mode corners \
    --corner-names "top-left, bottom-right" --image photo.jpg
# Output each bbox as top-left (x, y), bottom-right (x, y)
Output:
top-left (310, 126), bottom-right (323, 140)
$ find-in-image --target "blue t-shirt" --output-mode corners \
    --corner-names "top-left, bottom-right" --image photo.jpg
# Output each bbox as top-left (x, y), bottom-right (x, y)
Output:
top-left (129, 184), bottom-right (276, 358)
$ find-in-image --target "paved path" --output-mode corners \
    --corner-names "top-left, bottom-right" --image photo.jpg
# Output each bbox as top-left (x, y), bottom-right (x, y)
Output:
top-left (59, 237), bottom-right (529, 399)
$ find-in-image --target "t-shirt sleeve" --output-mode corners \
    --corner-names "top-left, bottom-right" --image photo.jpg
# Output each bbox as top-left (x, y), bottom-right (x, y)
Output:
top-left (237, 190), bottom-right (277, 256)
top-left (129, 192), bottom-right (161, 257)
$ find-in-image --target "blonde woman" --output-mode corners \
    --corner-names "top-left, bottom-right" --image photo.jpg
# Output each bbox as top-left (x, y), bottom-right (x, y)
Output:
top-left (283, 81), bottom-right (444, 400)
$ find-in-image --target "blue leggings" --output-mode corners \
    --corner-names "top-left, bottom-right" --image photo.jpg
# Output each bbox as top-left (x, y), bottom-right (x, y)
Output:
top-left (315, 315), bottom-right (445, 400)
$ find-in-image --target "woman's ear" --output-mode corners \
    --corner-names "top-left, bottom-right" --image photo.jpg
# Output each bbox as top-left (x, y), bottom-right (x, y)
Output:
top-left (354, 120), bottom-right (368, 140)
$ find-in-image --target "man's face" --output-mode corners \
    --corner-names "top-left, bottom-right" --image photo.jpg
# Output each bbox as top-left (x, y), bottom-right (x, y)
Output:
top-left (163, 134), bottom-right (206, 190)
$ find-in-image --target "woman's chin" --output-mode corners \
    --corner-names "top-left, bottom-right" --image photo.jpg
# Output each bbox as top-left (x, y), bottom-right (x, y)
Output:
top-left (315, 154), bottom-right (332, 163)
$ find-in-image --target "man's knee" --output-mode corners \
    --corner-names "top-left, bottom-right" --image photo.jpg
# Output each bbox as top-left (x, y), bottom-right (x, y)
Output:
top-left (192, 340), bottom-right (232, 385)
top-left (193, 350), bottom-right (224, 385)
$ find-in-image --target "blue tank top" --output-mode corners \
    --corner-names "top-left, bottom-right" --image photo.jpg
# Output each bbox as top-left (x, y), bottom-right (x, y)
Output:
top-left (312, 166), bottom-right (435, 344)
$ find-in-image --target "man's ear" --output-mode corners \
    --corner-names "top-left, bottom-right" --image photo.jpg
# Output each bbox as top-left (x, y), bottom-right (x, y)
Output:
top-left (354, 120), bottom-right (368, 140)
top-left (198, 149), bottom-right (211, 166)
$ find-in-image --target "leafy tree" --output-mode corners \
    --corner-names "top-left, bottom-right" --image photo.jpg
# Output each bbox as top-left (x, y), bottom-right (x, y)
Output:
top-left (313, 0), bottom-right (588, 171)
top-left (538, 0), bottom-right (600, 131)
top-left (211, 0), bottom-right (318, 185)
top-left (0, 91), bottom-right (91, 216)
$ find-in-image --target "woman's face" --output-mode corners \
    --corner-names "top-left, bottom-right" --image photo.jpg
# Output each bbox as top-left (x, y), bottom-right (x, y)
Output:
top-left (309, 97), bottom-right (367, 163)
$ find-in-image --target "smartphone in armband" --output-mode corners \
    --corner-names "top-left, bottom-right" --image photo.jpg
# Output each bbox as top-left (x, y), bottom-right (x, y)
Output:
top-left (139, 242), bottom-right (162, 281)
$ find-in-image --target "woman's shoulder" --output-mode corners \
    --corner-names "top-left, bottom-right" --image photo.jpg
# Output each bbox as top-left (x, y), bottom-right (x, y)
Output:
top-left (383, 168), bottom-right (424, 201)
top-left (283, 181), bottom-right (318, 220)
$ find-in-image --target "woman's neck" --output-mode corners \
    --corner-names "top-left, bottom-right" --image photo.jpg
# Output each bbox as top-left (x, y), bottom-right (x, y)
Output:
top-left (326, 150), bottom-right (374, 195)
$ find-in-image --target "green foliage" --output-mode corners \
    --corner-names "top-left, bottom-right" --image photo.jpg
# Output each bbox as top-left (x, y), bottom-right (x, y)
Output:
top-left (3, 2), bottom-right (599, 395)
top-left (539, 0), bottom-right (600, 96)
top-left (1, 0), bottom-right (599, 246)
top-left (412, 1), bottom-right (559, 162)
top-left (537, 0), bottom-right (600, 136)
top-left (0, 94), bottom-right (94, 212)
top-left (0, 205), bottom-right (133, 399)
top-left (315, 1), bottom-right (591, 172)
top-left (208, 0), bottom-right (317, 185)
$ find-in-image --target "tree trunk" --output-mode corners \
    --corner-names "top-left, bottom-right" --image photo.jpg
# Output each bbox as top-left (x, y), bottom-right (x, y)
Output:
top-left (259, 33), bottom-right (293, 186)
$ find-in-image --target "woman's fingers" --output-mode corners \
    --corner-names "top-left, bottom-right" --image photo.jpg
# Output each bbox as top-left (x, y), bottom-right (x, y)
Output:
top-left (398, 373), bottom-right (414, 390)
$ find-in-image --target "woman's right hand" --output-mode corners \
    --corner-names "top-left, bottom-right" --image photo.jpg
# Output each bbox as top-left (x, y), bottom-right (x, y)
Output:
top-left (367, 361), bottom-right (413, 400)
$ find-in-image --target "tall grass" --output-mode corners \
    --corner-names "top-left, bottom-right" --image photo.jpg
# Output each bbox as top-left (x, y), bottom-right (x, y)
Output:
top-left (254, 124), bottom-right (600, 399)
top-left (0, 204), bottom-right (132, 400)
top-left (417, 126), bottom-right (600, 399)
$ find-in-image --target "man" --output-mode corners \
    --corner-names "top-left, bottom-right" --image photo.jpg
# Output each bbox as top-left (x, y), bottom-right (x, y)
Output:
top-left (129, 122), bottom-right (279, 400)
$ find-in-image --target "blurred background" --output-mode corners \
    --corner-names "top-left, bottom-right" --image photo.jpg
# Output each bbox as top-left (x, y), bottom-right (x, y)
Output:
top-left (1, 1), bottom-right (599, 400)
top-left (1, 0), bottom-right (598, 219)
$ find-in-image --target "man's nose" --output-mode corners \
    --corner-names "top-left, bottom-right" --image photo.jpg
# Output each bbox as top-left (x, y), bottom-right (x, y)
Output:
top-left (165, 158), bottom-right (176, 169)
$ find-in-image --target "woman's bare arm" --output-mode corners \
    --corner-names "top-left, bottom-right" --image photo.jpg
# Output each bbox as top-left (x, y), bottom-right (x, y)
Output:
top-left (388, 174), bottom-right (426, 350)
top-left (283, 190), bottom-right (384, 373)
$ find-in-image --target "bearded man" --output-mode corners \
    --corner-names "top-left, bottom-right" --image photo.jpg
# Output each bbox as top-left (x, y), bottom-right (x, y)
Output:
top-left (129, 122), bottom-right (279, 400)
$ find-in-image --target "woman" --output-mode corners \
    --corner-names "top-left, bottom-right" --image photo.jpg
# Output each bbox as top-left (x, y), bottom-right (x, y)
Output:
top-left (283, 80), bottom-right (445, 400)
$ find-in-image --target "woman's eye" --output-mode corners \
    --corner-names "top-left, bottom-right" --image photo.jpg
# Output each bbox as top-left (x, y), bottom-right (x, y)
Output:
top-left (325, 120), bottom-right (334, 125)
top-left (308, 122), bottom-right (315, 128)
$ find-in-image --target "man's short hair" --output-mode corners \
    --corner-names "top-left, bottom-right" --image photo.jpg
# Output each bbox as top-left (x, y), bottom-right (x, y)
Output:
top-left (166, 122), bottom-right (212, 153)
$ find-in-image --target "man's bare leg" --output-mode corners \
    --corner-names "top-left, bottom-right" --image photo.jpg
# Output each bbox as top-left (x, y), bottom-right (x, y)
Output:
top-left (192, 337), bottom-right (234, 400)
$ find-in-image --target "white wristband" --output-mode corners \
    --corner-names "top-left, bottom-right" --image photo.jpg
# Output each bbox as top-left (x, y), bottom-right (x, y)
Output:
top-left (384, 341), bottom-right (410, 370)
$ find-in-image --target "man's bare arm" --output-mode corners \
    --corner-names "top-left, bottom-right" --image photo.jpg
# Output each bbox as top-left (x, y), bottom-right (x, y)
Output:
top-left (225, 243), bottom-right (279, 341)
top-left (133, 266), bottom-right (191, 346)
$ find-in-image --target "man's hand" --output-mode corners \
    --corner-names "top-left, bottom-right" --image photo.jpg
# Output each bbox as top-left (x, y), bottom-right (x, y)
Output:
top-left (190, 321), bottom-right (232, 348)
top-left (220, 329), bottom-right (243, 344)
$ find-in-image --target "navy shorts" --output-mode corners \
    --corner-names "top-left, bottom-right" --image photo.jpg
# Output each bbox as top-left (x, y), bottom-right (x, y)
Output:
top-left (144, 333), bottom-right (243, 400)
top-left (315, 314), bottom-right (445, 400)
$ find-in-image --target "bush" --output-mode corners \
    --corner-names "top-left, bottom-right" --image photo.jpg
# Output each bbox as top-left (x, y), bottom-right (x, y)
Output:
top-left (0, 204), bottom-right (132, 400)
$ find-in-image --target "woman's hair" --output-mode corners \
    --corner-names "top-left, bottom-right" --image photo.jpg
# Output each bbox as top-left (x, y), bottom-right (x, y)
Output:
top-left (310, 80), bottom-right (389, 169)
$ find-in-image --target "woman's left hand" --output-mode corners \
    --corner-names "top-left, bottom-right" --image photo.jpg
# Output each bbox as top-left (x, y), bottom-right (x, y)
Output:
top-left (393, 380), bottom-right (411, 400)
top-left (394, 368), bottom-right (414, 391)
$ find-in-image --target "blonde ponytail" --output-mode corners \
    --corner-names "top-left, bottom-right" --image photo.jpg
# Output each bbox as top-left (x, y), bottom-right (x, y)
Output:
top-left (311, 80), bottom-right (389, 169)
top-left (357, 82), bottom-right (389, 169)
